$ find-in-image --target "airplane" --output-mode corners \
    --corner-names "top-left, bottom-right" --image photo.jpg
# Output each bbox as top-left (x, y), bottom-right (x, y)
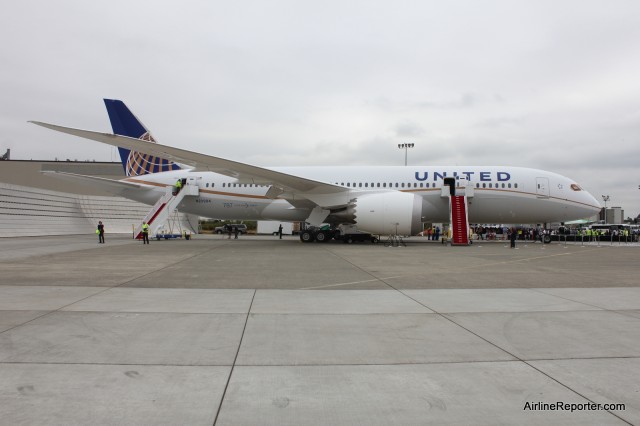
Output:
top-left (30, 99), bottom-right (601, 242)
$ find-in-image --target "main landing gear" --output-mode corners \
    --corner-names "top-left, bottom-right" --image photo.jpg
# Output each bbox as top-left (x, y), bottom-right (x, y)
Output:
top-left (299, 227), bottom-right (379, 244)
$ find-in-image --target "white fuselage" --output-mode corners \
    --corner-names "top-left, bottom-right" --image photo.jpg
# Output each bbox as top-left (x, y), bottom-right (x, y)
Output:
top-left (122, 165), bottom-right (601, 228)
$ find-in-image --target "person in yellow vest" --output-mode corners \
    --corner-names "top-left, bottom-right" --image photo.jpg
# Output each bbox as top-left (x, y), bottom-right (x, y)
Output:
top-left (97, 221), bottom-right (105, 244)
top-left (142, 221), bottom-right (150, 244)
top-left (174, 179), bottom-right (182, 195)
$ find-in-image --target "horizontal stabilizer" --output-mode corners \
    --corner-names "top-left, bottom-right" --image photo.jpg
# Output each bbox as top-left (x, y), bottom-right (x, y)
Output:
top-left (41, 171), bottom-right (148, 198)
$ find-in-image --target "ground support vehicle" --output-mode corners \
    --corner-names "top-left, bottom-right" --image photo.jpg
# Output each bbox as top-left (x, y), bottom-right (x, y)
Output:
top-left (214, 224), bottom-right (248, 234)
top-left (299, 225), bottom-right (379, 244)
top-left (155, 233), bottom-right (183, 240)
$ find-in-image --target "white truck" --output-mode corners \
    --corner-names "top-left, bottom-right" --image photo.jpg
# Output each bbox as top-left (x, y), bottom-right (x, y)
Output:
top-left (257, 221), bottom-right (294, 235)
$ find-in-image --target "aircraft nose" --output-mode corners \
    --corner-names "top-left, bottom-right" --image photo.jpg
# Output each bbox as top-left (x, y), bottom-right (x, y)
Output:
top-left (582, 190), bottom-right (601, 215)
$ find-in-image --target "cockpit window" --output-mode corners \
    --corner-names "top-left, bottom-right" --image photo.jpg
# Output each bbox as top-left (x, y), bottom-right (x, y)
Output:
top-left (570, 184), bottom-right (582, 191)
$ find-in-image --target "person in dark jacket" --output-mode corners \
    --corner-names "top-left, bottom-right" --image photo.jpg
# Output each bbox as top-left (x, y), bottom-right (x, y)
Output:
top-left (510, 227), bottom-right (517, 248)
top-left (97, 221), bottom-right (105, 243)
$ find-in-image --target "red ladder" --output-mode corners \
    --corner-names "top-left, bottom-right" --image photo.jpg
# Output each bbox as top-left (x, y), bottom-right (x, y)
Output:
top-left (450, 195), bottom-right (470, 246)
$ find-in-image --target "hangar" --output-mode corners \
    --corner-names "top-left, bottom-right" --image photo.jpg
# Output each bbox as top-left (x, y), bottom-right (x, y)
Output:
top-left (0, 160), bottom-right (194, 238)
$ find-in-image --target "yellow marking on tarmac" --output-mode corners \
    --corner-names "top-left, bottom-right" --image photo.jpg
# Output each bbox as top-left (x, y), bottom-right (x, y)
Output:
top-left (300, 279), bottom-right (381, 290)
top-left (457, 247), bottom-right (601, 270)
top-left (299, 274), bottom-right (412, 290)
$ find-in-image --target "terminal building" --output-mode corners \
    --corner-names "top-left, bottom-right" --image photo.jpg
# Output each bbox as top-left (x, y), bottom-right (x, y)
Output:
top-left (0, 160), bottom-right (195, 238)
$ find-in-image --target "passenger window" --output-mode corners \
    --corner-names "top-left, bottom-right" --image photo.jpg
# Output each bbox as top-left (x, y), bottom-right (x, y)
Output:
top-left (482, 183), bottom-right (486, 188)
top-left (206, 183), bottom-right (209, 188)
top-left (365, 183), bottom-right (369, 187)
top-left (514, 183), bottom-right (518, 188)
top-left (358, 183), bottom-right (362, 187)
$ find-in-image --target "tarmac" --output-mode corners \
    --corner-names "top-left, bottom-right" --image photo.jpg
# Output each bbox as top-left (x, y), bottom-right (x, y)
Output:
top-left (0, 234), bottom-right (638, 425)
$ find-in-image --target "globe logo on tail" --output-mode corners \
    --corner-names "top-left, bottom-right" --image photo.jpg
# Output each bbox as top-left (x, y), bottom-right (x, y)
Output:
top-left (125, 132), bottom-right (180, 176)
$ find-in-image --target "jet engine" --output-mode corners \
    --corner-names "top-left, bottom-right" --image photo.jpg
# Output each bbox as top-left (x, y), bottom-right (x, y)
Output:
top-left (350, 191), bottom-right (425, 236)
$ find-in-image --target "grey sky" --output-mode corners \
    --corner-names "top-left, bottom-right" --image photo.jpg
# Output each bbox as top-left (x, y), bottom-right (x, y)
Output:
top-left (1, 0), bottom-right (639, 217)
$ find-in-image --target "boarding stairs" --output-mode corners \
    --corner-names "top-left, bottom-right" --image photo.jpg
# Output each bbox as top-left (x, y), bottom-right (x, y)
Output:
top-left (449, 195), bottom-right (470, 246)
top-left (134, 184), bottom-right (199, 239)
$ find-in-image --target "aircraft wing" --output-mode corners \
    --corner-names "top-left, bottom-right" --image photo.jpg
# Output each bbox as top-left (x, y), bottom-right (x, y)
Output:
top-left (30, 122), bottom-right (348, 196)
top-left (41, 171), bottom-right (151, 198)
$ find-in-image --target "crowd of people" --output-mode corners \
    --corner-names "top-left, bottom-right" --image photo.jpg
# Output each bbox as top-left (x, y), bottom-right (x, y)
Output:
top-left (471, 225), bottom-right (639, 242)
top-left (472, 225), bottom-right (548, 242)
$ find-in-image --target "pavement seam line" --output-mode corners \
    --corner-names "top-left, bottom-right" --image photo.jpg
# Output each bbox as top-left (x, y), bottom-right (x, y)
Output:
top-left (436, 312), bottom-right (634, 425)
top-left (2, 355), bottom-right (639, 367)
top-left (319, 260), bottom-right (636, 426)
top-left (320, 244), bottom-right (601, 286)
top-left (213, 288), bottom-right (256, 426)
top-left (395, 287), bottom-right (634, 425)
top-left (0, 244), bottom-right (228, 335)
top-left (530, 288), bottom-right (640, 319)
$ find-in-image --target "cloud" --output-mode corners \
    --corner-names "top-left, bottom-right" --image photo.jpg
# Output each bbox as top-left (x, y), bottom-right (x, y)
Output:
top-left (2, 0), bottom-right (640, 215)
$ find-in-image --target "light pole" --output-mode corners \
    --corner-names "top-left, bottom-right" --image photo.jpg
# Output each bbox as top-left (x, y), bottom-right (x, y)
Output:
top-left (398, 143), bottom-right (414, 166)
top-left (601, 195), bottom-right (610, 224)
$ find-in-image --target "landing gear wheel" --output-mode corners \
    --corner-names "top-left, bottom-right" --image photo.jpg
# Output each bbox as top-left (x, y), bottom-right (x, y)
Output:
top-left (543, 235), bottom-right (552, 244)
top-left (315, 231), bottom-right (329, 242)
top-left (300, 230), bottom-right (315, 243)
top-left (346, 237), bottom-right (354, 244)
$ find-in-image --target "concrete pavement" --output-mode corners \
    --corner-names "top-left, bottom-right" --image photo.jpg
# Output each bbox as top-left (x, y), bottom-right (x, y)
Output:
top-left (0, 235), bottom-right (638, 425)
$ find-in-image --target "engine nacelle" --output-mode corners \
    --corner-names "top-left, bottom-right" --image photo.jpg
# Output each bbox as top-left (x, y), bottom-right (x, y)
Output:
top-left (352, 192), bottom-right (424, 235)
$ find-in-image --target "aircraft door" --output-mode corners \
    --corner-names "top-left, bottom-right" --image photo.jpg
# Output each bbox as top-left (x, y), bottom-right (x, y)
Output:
top-left (536, 177), bottom-right (550, 198)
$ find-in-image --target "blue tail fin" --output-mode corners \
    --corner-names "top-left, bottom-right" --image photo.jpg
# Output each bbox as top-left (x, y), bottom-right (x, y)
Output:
top-left (104, 99), bottom-right (181, 176)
